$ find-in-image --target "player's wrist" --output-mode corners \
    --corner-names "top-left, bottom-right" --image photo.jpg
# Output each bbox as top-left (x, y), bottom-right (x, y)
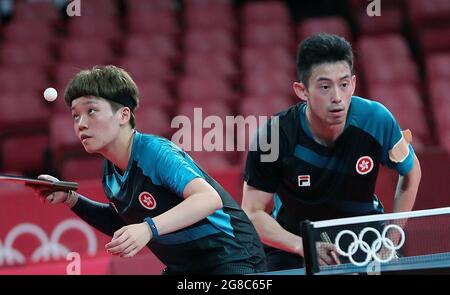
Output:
top-left (294, 238), bottom-right (304, 257)
top-left (144, 217), bottom-right (159, 240)
top-left (64, 190), bottom-right (78, 208)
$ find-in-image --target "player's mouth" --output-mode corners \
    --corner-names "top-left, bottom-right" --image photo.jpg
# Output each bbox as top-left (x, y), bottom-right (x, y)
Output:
top-left (80, 134), bottom-right (92, 143)
top-left (329, 108), bottom-right (345, 116)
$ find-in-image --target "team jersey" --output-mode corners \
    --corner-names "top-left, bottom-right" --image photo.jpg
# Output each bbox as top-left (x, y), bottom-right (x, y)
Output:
top-left (244, 96), bottom-right (415, 236)
top-left (102, 131), bottom-right (265, 273)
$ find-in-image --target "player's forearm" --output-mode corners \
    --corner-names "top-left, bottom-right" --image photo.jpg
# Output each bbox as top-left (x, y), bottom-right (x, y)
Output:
top-left (250, 210), bottom-right (304, 257)
top-left (71, 192), bottom-right (126, 237)
top-left (393, 155), bottom-right (421, 213)
top-left (152, 192), bottom-right (222, 237)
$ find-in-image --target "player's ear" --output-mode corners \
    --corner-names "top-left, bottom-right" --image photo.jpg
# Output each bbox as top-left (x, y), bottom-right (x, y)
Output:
top-left (351, 74), bottom-right (357, 95)
top-left (293, 82), bottom-right (308, 102)
top-left (119, 107), bottom-right (131, 126)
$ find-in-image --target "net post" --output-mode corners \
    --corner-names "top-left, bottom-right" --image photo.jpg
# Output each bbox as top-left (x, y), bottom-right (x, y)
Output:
top-left (301, 220), bottom-right (319, 275)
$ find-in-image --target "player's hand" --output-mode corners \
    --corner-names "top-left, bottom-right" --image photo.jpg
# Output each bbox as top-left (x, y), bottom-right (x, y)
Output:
top-left (27, 174), bottom-right (68, 205)
top-left (105, 222), bottom-right (152, 258)
top-left (316, 242), bottom-right (341, 265)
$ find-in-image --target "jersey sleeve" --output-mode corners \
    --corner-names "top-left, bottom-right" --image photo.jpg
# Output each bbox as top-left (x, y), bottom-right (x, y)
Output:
top-left (379, 106), bottom-right (415, 176)
top-left (153, 140), bottom-right (203, 197)
top-left (244, 117), bottom-right (285, 193)
top-left (71, 195), bottom-right (126, 237)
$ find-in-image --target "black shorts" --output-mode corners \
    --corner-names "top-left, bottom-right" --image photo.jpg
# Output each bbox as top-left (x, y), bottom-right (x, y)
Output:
top-left (264, 246), bottom-right (303, 272)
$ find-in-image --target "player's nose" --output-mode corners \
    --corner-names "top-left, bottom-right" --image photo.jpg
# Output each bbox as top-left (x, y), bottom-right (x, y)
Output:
top-left (77, 115), bottom-right (88, 130)
top-left (330, 86), bottom-right (343, 103)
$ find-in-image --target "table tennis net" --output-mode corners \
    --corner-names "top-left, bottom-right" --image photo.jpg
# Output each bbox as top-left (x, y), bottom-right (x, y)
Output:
top-left (301, 207), bottom-right (450, 274)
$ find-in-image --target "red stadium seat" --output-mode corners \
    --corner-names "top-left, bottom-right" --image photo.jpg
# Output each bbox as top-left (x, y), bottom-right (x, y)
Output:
top-left (178, 76), bottom-right (237, 104)
top-left (13, 1), bottom-right (60, 22)
top-left (438, 130), bottom-right (450, 154)
top-left (184, 0), bottom-right (235, 30)
top-left (184, 29), bottom-right (236, 54)
top-left (364, 58), bottom-right (420, 88)
top-left (357, 34), bottom-right (412, 60)
top-left (244, 70), bottom-right (295, 98)
top-left (185, 9), bottom-right (235, 30)
top-left (369, 84), bottom-right (431, 145)
top-left (126, 12), bottom-right (179, 36)
top-left (349, 0), bottom-right (404, 10)
top-left (1, 42), bottom-right (54, 67)
top-left (184, 52), bottom-right (238, 80)
top-left (357, 35), bottom-right (420, 88)
top-left (127, 0), bottom-right (177, 14)
top-left (125, 81), bottom-right (172, 110)
top-left (177, 100), bottom-right (233, 120)
top-left (425, 54), bottom-right (450, 80)
top-left (428, 80), bottom-right (450, 148)
top-left (59, 38), bottom-right (116, 64)
top-left (135, 80), bottom-right (175, 111)
top-left (67, 17), bottom-right (122, 41)
top-left (184, 0), bottom-right (233, 11)
top-left (242, 47), bottom-right (295, 74)
top-left (241, 1), bottom-right (291, 25)
top-left (407, 0), bottom-right (450, 31)
top-left (429, 80), bottom-right (450, 110)
top-left (117, 56), bottom-right (175, 84)
top-left (49, 114), bottom-right (84, 167)
top-left (0, 91), bottom-right (50, 135)
top-left (74, 0), bottom-right (118, 17)
top-left (1, 133), bottom-right (49, 174)
top-left (61, 154), bottom-right (104, 181)
top-left (354, 7), bottom-right (405, 35)
top-left (0, 66), bottom-right (48, 92)
top-left (124, 34), bottom-right (179, 62)
top-left (243, 23), bottom-right (293, 48)
top-left (3, 20), bottom-right (58, 44)
top-left (135, 106), bottom-right (173, 138)
top-left (418, 26), bottom-right (450, 55)
top-left (298, 17), bottom-right (352, 42)
top-left (239, 96), bottom-right (293, 118)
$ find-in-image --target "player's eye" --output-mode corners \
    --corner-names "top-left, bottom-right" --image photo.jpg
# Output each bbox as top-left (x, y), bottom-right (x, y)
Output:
top-left (88, 109), bottom-right (97, 115)
top-left (72, 114), bottom-right (79, 121)
top-left (341, 82), bottom-right (348, 88)
top-left (320, 85), bottom-right (329, 90)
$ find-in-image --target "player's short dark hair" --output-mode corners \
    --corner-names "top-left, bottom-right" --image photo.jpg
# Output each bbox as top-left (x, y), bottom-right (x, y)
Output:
top-left (296, 33), bottom-right (354, 86)
top-left (64, 65), bottom-right (139, 128)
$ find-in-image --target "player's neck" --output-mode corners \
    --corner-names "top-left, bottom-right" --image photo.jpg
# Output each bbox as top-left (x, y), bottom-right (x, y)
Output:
top-left (101, 129), bottom-right (135, 172)
top-left (306, 110), bottom-right (345, 146)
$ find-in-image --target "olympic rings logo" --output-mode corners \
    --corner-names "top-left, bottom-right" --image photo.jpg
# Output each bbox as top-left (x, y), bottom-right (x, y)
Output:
top-left (0, 219), bottom-right (97, 266)
top-left (334, 224), bottom-right (405, 267)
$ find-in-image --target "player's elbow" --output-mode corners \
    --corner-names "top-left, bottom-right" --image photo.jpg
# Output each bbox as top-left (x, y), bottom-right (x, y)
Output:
top-left (242, 203), bottom-right (260, 224)
top-left (210, 190), bottom-right (223, 211)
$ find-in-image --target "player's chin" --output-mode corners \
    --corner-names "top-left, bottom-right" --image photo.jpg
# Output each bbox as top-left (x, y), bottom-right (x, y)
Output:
top-left (326, 118), bottom-right (345, 125)
top-left (82, 145), bottom-right (98, 154)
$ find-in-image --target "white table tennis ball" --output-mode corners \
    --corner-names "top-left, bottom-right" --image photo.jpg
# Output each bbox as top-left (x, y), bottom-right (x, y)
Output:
top-left (44, 87), bottom-right (58, 102)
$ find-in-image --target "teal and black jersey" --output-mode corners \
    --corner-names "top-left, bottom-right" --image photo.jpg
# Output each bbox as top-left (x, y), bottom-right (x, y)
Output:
top-left (101, 131), bottom-right (265, 273)
top-left (244, 96), bottom-right (415, 236)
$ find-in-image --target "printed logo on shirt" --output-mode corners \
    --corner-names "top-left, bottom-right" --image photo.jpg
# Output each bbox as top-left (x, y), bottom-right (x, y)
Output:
top-left (138, 192), bottom-right (157, 210)
top-left (298, 175), bottom-right (311, 187)
top-left (356, 156), bottom-right (374, 175)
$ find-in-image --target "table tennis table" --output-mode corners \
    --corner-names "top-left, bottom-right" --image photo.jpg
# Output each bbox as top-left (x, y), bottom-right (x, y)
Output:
top-left (261, 252), bottom-right (450, 275)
